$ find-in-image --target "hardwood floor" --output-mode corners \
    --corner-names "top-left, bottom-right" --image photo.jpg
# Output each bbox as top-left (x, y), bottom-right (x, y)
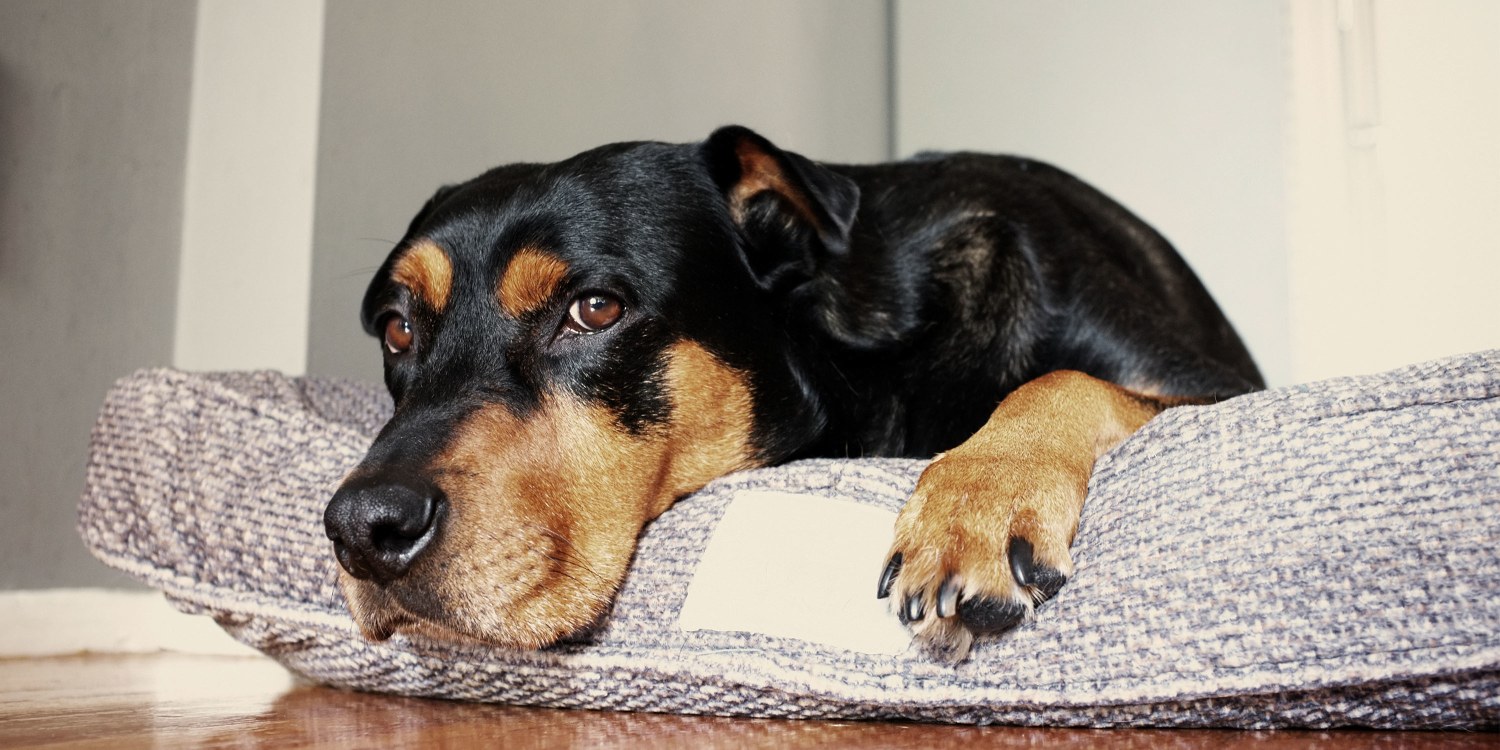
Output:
top-left (0, 654), bottom-right (1490, 748)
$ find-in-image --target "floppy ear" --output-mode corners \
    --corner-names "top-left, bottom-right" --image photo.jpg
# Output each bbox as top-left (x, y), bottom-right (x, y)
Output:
top-left (701, 126), bottom-right (860, 291)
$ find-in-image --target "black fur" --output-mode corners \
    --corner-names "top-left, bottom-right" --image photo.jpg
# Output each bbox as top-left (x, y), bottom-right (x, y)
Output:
top-left (357, 125), bottom-right (1262, 475)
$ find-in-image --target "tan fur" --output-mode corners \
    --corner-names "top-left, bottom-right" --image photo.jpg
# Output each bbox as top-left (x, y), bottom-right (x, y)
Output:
top-left (390, 240), bottom-right (453, 313)
top-left (497, 247), bottom-right (570, 319)
top-left (887, 370), bottom-right (1166, 653)
top-left (339, 340), bottom-right (758, 648)
top-left (728, 141), bottom-right (821, 229)
top-left (649, 340), bottom-right (760, 516)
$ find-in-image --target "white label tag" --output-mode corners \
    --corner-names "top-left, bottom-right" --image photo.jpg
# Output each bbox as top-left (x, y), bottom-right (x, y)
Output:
top-left (677, 490), bottom-right (911, 655)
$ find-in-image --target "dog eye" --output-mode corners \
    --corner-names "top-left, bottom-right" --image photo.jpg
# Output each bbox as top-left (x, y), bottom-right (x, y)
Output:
top-left (383, 314), bottom-right (414, 354)
top-left (565, 293), bottom-right (624, 334)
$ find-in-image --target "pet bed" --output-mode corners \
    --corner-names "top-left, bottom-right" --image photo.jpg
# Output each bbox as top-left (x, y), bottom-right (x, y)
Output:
top-left (78, 350), bottom-right (1500, 728)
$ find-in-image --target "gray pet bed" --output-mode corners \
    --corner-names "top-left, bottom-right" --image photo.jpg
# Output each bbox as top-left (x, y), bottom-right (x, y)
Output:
top-left (78, 350), bottom-right (1500, 729)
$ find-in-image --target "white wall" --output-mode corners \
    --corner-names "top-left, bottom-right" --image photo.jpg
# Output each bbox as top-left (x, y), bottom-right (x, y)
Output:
top-left (896, 0), bottom-right (1292, 385)
top-left (1287, 0), bottom-right (1500, 381)
top-left (174, 0), bottom-right (325, 374)
top-left (897, 0), bottom-right (1500, 385)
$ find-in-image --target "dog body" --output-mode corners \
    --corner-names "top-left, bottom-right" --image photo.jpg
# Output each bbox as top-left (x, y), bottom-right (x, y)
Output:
top-left (324, 126), bottom-right (1262, 661)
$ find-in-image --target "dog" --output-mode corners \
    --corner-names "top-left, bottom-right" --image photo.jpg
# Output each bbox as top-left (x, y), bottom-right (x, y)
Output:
top-left (323, 125), bottom-right (1263, 663)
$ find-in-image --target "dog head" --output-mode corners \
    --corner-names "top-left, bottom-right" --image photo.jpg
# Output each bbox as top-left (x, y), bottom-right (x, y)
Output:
top-left (323, 126), bottom-right (879, 647)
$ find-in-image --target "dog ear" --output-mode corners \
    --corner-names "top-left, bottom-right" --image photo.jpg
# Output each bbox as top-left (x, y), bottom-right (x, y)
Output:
top-left (701, 126), bottom-right (860, 291)
top-left (701, 126), bottom-right (917, 349)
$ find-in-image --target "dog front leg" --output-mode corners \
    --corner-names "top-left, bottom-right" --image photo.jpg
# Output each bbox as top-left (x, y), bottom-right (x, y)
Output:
top-left (878, 370), bottom-right (1178, 663)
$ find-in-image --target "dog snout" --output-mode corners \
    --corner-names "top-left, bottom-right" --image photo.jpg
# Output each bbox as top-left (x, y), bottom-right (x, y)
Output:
top-left (324, 474), bottom-right (445, 585)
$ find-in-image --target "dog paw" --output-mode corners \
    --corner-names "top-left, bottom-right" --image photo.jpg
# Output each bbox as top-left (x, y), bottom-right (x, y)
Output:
top-left (878, 449), bottom-right (1084, 663)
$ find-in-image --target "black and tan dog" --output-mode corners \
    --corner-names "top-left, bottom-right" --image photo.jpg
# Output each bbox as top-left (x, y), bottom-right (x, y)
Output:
top-left (323, 126), bottom-right (1262, 662)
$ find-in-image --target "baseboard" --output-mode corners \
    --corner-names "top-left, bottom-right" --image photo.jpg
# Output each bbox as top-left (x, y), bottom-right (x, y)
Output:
top-left (0, 588), bottom-right (261, 658)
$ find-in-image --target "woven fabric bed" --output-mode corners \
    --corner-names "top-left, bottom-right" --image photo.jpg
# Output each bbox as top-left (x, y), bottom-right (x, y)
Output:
top-left (78, 350), bottom-right (1500, 728)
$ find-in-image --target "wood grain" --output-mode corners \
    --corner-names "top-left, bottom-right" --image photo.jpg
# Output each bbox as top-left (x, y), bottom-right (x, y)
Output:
top-left (0, 654), bottom-right (1486, 749)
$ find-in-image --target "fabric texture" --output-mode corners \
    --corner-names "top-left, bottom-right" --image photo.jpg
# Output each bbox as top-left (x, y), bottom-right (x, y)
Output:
top-left (78, 351), bottom-right (1500, 728)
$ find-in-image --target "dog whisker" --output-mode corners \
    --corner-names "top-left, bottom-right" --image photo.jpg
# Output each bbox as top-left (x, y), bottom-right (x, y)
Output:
top-left (532, 525), bottom-right (612, 586)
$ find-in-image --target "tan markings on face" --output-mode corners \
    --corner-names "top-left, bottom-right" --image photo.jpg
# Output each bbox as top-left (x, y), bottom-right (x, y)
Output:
top-left (650, 340), bottom-right (759, 516)
top-left (390, 239), bottom-right (454, 313)
top-left (729, 141), bottom-right (821, 228)
top-left (498, 247), bottom-right (570, 319)
top-left (339, 340), bottom-right (759, 648)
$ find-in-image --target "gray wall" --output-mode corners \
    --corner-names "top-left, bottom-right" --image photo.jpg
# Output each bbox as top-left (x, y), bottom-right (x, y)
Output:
top-left (0, 1), bottom-right (197, 588)
top-left (307, 0), bottom-right (891, 381)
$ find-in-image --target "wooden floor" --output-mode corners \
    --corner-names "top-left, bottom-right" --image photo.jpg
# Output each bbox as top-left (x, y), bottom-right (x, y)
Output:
top-left (0, 654), bottom-right (1490, 749)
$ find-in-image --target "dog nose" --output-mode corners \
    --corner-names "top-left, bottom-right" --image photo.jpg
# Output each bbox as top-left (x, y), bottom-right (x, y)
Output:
top-left (324, 476), bottom-right (445, 585)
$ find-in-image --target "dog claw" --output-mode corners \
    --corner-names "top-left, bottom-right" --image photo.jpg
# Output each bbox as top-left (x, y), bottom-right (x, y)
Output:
top-left (1008, 537), bottom-right (1067, 603)
top-left (901, 592), bottom-right (925, 624)
top-left (936, 576), bottom-right (961, 618)
top-left (1008, 537), bottom-right (1036, 587)
top-left (877, 552), bottom-right (903, 599)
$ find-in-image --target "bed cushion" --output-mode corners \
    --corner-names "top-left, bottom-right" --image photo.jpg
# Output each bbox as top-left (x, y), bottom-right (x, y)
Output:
top-left (78, 350), bottom-right (1500, 728)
